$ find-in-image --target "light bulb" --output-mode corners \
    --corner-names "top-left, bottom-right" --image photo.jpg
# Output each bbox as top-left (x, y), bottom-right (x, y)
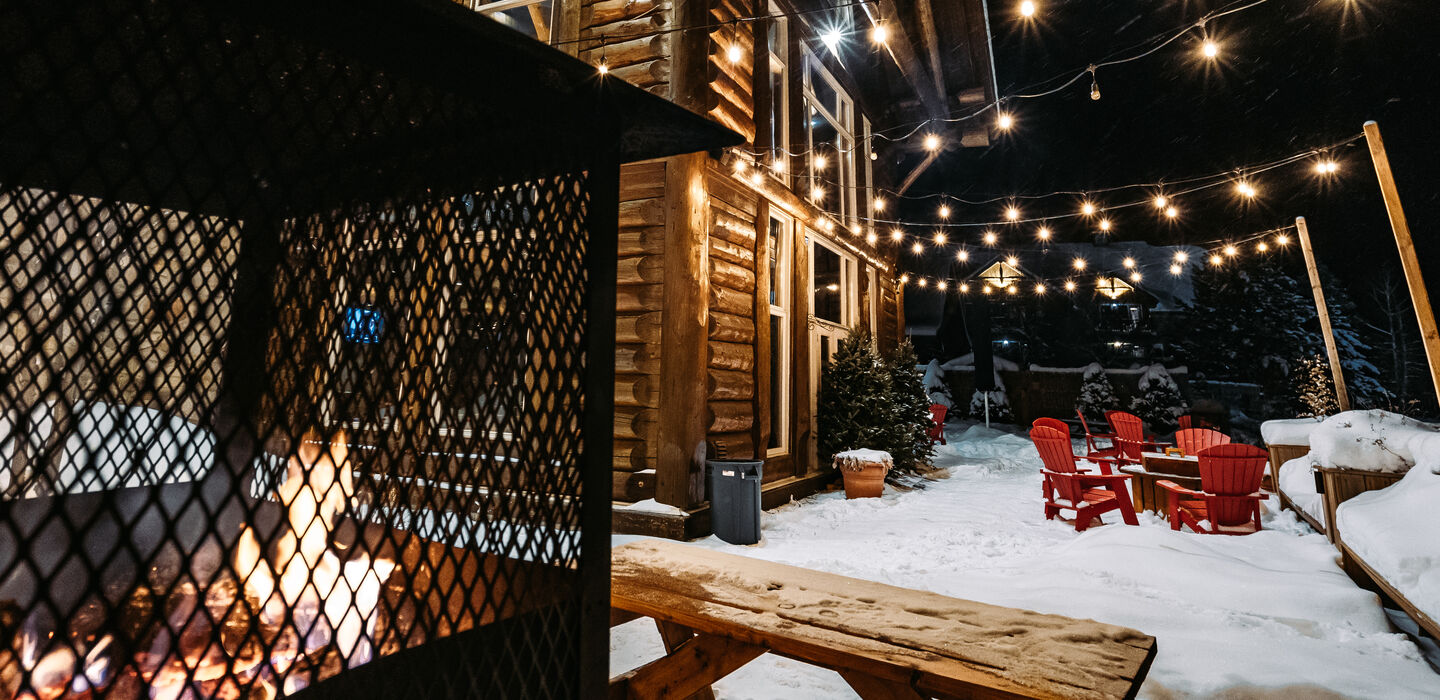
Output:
top-left (1173, 251), bottom-right (1189, 263)
top-left (957, 249), bottom-right (969, 261)
top-left (917, 278), bottom-right (927, 287)
top-left (1090, 77), bottom-right (1101, 101)
top-left (890, 229), bottom-right (903, 241)
top-left (923, 134), bottom-right (941, 151)
top-left (874, 197), bottom-right (886, 212)
top-left (1073, 257), bottom-right (1087, 270)
top-left (1122, 257), bottom-right (1136, 269)
top-left (1020, 1), bottom-right (1037, 18)
top-left (912, 242), bottom-right (923, 254)
top-left (749, 171), bottom-right (763, 186)
top-left (938, 204), bottom-right (951, 218)
top-left (772, 158), bottom-right (786, 173)
top-left (1223, 244), bottom-right (1238, 256)
top-left (982, 285), bottom-right (992, 295)
top-left (1236, 181), bottom-right (1257, 198)
top-left (1209, 254), bottom-right (1223, 266)
top-left (1202, 40), bottom-right (1219, 59)
top-left (1170, 264), bottom-right (1182, 275)
top-left (1276, 234), bottom-right (1290, 246)
top-left (871, 24), bottom-right (889, 44)
top-left (1165, 206), bottom-right (1179, 219)
top-left (865, 231), bottom-right (878, 245)
top-left (1007, 285), bottom-right (1018, 295)
top-left (597, 62), bottom-right (610, 75)
top-left (1037, 227), bottom-right (1051, 240)
top-left (811, 186), bottom-right (825, 201)
top-left (983, 231), bottom-right (998, 245)
top-left (1081, 201), bottom-right (1097, 216)
top-left (727, 44), bottom-right (743, 63)
top-left (1034, 283), bottom-right (1046, 294)
top-left (1006, 255), bottom-right (1019, 267)
top-left (733, 159), bottom-right (747, 174)
top-left (997, 113), bottom-right (1015, 131)
top-left (1153, 195), bottom-right (1168, 209)
top-left (1064, 280), bottom-right (1077, 291)
top-left (934, 232), bottom-right (948, 245)
top-left (1005, 206), bottom-right (1020, 221)
top-left (821, 30), bottom-right (842, 53)
top-left (937, 281), bottom-right (948, 291)
top-left (1130, 271), bottom-right (1142, 282)
top-left (1257, 242), bottom-right (1269, 252)
top-left (1098, 218), bottom-right (1112, 232)
top-left (1316, 159), bottom-right (1339, 174)
top-left (960, 283), bottom-right (970, 293)
top-left (813, 154), bottom-right (828, 169)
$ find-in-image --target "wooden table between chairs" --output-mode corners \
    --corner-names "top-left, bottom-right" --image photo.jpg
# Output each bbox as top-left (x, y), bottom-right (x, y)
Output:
top-left (1119, 453), bottom-right (1201, 520)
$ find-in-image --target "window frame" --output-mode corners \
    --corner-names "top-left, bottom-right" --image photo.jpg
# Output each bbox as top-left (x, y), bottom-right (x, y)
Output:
top-left (767, 3), bottom-right (790, 184)
top-left (767, 210), bottom-right (793, 456)
top-left (802, 51), bottom-right (854, 224)
top-left (810, 234), bottom-right (858, 329)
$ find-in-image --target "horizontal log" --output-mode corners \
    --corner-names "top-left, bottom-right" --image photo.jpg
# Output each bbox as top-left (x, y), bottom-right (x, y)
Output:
top-left (614, 439), bottom-right (651, 471)
top-left (620, 163), bottom-right (666, 201)
top-left (708, 369), bottom-right (753, 400)
top-left (708, 233), bottom-right (754, 267)
top-left (617, 255), bottom-right (664, 285)
top-left (709, 311), bottom-right (753, 343)
top-left (706, 431), bottom-right (755, 460)
top-left (617, 284), bottom-right (663, 312)
top-left (613, 469), bottom-right (657, 501)
top-left (616, 406), bottom-right (657, 441)
top-left (619, 226), bottom-right (666, 256)
top-left (707, 94), bottom-right (755, 144)
top-left (709, 401), bottom-right (752, 434)
top-left (580, 34), bottom-right (667, 70)
top-left (709, 283), bottom-right (751, 316)
top-left (707, 50), bottom-right (753, 104)
top-left (710, 258), bottom-right (756, 293)
top-left (707, 31), bottom-right (754, 77)
top-left (616, 373), bottom-right (657, 408)
top-left (585, 0), bottom-right (658, 25)
top-left (616, 311), bottom-right (663, 344)
top-left (712, 0), bottom-right (752, 25)
top-left (587, 11), bottom-right (667, 40)
top-left (619, 197), bottom-right (665, 228)
top-left (611, 58), bottom-right (671, 89)
top-left (616, 342), bottom-right (661, 374)
top-left (709, 341), bottom-right (753, 371)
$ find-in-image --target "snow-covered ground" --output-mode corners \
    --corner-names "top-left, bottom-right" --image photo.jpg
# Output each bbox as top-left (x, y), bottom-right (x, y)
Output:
top-left (611, 423), bottom-right (1440, 699)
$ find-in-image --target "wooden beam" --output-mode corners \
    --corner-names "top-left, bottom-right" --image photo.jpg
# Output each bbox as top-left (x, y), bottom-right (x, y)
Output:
top-left (840, 670), bottom-right (928, 700)
top-left (528, 3), bottom-right (551, 43)
top-left (1295, 216), bottom-right (1350, 411)
top-left (1363, 120), bottom-right (1440, 407)
top-left (612, 631), bottom-right (767, 700)
top-left (913, 0), bottom-right (946, 101)
top-left (871, 0), bottom-right (947, 120)
top-left (473, 0), bottom-right (544, 14)
top-left (896, 150), bottom-right (940, 195)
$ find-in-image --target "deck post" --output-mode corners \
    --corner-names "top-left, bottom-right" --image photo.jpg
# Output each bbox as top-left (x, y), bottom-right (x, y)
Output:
top-left (1294, 216), bottom-right (1350, 411)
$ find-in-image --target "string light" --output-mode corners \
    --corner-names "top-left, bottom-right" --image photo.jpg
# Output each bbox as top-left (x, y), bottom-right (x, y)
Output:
top-left (997, 113), bottom-right (1015, 131)
top-left (1006, 255), bottom-right (1019, 267)
top-left (1209, 254), bottom-right (1223, 266)
top-left (1005, 206), bottom-right (1021, 221)
top-left (934, 231), bottom-right (948, 245)
top-left (900, 273), bottom-right (910, 284)
top-left (865, 231), bottom-right (878, 245)
top-left (1037, 226), bottom-right (1052, 240)
top-left (749, 171), bottom-right (763, 186)
top-left (960, 283), bottom-right (970, 293)
top-left (1223, 244), bottom-right (1239, 256)
top-left (938, 204), bottom-right (951, 218)
top-left (1235, 181), bottom-right (1257, 198)
top-left (1007, 285), bottom-right (1019, 295)
top-left (983, 231), bottom-right (999, 245)
top-left (772, 158), bottom-right (786, 173)
top-left (813, 154), bottom-right (828, 169)
top-left (956, 249), bottom-right (969, 261)
top-left (939, 280), bottom-right (951, 291)
top-left (1088, 65), bottom-right (1101, 101)
top-left (874, 197), bottom-right (886, 212)
top-left (1173, 251), bottom-right (1189, 263)
top-left (1275, 234), bottom-right (1290, 246)
top-left (1081, 201), bottom-right (1097, 216)
top-left (1020, 1), bottom-right (1037, 19)
top-left (1257, 241), bottom-right (1269, 252)
top-left (597, 62), bottom-right (609, 75)
top-left (1034, 282), bottom-right (1046, 294)
top-left (810, 186), bottom-right (825, 201)
top-left (890, 228), bottom-right (903, 242)
top-left (1153, 195), bottom-right (1169, 209)
top-left (1130, 271), bottom-right (1142, 282)
top-left (1315, 159), bottom-right (1340, 174)
top-left (1098, 218), bottom-right (1113, 232)
top-left (1165, 206), bottom-right (1179, 219)
top-left (911, 241), bottom-right (924, 254)
top-left (1201, 39), bottom-right (1220, 59)
top-left (820, 29), bottom-right (842, 53)
top-left (982, 284), bottom-right (993, 295)
top-left (727, 44), bottom-right (743, 63)
top-left (917, 278), bottom-right (927, 287)
top-left (1122, 257), bottom-right (1136, 269)
top-left (1072, 257), bottom-right (1087, 270)
top-left (1064, 280), bottom-right (1077, 291)
top-left (871, 23), bottom-right (889, 45)
top-left (1170, 264), bottom-right (1183, 275)
top-left (923, 134), bottom-right (941, 151)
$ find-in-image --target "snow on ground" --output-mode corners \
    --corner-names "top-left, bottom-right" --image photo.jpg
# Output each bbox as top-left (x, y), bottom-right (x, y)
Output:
top-left (612, 422), bottom-right (1440, 699)
top-left (1278, 456), bottom-right (1327, 529)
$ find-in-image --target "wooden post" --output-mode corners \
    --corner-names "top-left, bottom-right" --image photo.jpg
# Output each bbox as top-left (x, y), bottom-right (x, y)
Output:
top-left (1364, 121), bottom-right (1440, 407)
top-left (1295, 216), bottom-right (1350, 411)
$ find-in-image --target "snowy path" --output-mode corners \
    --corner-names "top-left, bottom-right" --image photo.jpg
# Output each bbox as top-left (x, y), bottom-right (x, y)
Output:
top-left (610, 423), bottom-right (1440, 699)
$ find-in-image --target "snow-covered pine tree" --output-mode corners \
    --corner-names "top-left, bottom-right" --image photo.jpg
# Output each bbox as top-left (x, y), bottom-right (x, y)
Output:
top-left (1291, 353), bottom-right (1340, 417)
top-left (922, 359), bottom-right (953, 409)
top-left (1129, 364), bottom-right (1188, 432)
top-left (968, 370), bottom-right (1014, 423)
top-left (817, 332), bottom-right (889, 463)
top-left (883, 341), bottom-right (935, 475)
top-left (1075, 362), bottom-right (1118, 419)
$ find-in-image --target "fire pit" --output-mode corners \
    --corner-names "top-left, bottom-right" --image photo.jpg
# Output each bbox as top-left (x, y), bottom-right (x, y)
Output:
top-left (0, 0), bottom-right (738, 697)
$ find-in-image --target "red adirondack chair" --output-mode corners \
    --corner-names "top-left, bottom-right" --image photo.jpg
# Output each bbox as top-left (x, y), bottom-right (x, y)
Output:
top-left (928, 403), bottom-right (948, 446)
top-left (1177, 414), bottom-right (1215, 431)
top-left (1174, 428), bottom-right (1230, 455)
top-left (1031, 425), bottom-right (1138, 531)
top-left (1158, 444), bottom-right (1270, 535)
top-left (1075, 410), bottom-right (1123, 464)
top-left (1104, 410), bottom-right (1170, 465)
top-left (1032, 417), bottom-right (1069, 435)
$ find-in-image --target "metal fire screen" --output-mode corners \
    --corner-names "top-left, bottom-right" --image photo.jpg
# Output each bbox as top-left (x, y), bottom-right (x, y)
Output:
top-left (0, 0), bottom-right (617, 697)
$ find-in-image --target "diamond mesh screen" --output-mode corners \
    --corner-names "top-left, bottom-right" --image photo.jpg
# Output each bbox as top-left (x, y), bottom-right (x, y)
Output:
top-left (0, 0), bottom-right (611, 697)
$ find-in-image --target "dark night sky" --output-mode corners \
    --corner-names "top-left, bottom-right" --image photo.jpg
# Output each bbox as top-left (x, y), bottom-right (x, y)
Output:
top-left (899, 0), bottom-right (1440, 319)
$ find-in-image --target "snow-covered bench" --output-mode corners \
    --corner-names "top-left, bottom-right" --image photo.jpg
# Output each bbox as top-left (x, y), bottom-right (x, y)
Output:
top-left (610, 539), bottom-right (1156, 699)
top-left (1260, 417), bottom-right (1322, 516)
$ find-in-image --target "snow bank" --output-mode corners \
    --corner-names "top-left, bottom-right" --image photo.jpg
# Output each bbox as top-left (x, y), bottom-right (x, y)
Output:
top-left (1277, 456), bottom-right (1325, 529)
top-left (1335, 431), bottom-right (1440, 628)
top-left (1309, 409), bottom-right (1440, 473)
top-left (1260, 417), bottom-right (1325, 446)
top-left (939, 353), bottom-right (1018, 372)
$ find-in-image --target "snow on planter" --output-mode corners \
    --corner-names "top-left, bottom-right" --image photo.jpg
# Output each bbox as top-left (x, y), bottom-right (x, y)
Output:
top-left (833, 448), bottom-right (893, 471)
top-left (1336, 431), bottom-right (1440, 630)
top-left (1309, 409), bottom-right (1440, 472)
top-left (1259, 417), bottom-right (1325, 446)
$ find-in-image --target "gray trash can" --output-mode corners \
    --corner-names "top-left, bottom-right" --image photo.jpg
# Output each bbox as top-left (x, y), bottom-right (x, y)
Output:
top-left (707, 459), bottom-right (764, 545)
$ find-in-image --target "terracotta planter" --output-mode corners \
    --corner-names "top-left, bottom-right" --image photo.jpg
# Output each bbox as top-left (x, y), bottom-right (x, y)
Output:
top-left (841, 463), bottom-right (888, 499)
top-left (834, 449), bottom-right (892, 499)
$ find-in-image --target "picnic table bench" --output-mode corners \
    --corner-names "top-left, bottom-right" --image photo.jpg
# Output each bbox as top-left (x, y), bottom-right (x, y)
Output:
top-left (609, 539), bottom-right (1157, 700)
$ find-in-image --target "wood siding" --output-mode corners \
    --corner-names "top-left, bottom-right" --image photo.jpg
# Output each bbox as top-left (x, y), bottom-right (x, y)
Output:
top-left (612, 160), bottom-right (667, 501)
top-left (705, 162), bottom-right (759, 460)
top-left (579, 0), bottom-right (673, 98)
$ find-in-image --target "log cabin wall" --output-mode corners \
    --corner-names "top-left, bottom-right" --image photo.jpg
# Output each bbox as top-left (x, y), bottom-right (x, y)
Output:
top-left (704, 161), bottom-right (759, 461)
top-left (612, 160), bottom-right (667, 502)
top-left (578, 0), bottom-right (673, 99)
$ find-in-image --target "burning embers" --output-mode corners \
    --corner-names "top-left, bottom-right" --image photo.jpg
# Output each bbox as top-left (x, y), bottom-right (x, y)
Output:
top-left (2, 432), bottom-right (396, 699)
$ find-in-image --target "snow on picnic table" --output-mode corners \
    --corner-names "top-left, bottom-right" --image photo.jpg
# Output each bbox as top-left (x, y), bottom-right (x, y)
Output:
top-left (611, 423), bottom-right (1440, 699)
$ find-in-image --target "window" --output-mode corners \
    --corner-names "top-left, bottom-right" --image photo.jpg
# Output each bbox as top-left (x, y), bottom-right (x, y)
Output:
top-left (767, 6), bottom-right (788, 179)
top-left (862, 117), bottom-right (873, 234)
top-left (811, 237), bottom-right (857, 327)
top-left (768, 212), bottom-right (793, 454)
top-left (803, 53), bottom-right (854, 224)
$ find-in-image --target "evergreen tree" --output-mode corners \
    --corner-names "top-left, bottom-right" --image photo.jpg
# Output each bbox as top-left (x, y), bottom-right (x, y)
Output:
top-left (967, 371), bottom-right (1015, 423)
top-left (817, 333), bottom-right (889, 462)
top-left (1292, 353), bottom-right (1339, 417)
top-left (1075, 362), bottom-right (1118, 419)
top-left (882, 340), bottom-right (935, 475)
top-left (1130, 364), bottom-right (1188, 432)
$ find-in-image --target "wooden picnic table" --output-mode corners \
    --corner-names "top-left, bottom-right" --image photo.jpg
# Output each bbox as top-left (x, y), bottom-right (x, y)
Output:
top-left (610, 539), bottom-right (1157, 700)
